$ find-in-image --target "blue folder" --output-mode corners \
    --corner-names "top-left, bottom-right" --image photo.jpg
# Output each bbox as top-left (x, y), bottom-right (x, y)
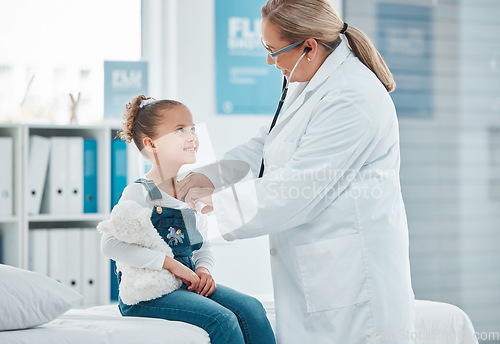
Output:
top-left (83, 139), bottom-right (98, 213)
top-left (110, 138), bottom-right (128, 301)
top-left (110, 139), bottom-right (128, 209)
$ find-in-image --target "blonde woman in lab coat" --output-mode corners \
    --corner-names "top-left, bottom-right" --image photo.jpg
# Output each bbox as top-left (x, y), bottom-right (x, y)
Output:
top-left (177, 0), bottom-right (416, 343)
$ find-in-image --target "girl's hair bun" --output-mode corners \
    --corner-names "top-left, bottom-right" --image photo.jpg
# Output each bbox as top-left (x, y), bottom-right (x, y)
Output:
top-left (119, 94), bottom-right (151, 143)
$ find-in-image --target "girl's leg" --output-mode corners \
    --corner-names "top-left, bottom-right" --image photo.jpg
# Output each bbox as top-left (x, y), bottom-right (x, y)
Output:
top-left (208, 284), bottom-right (276, 344)
top-left (119, 289), bottom-right (245, 344)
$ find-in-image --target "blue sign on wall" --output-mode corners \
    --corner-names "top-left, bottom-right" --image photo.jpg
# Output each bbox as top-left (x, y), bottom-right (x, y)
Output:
top-left (215, 0), bottom-right (282, 115)
top-left (377, 3), bottom-right (434, 119)
top-left (104, 61), bottom-right (148, 120)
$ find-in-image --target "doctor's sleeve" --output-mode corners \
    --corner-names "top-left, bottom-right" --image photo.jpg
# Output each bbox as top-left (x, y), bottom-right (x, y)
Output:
top-left (212, 96), bottom-right (380, 240)
top-left (195, 124), bottom-right (269, 188)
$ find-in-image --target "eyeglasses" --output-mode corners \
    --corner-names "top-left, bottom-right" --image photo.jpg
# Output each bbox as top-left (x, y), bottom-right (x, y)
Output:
top-left (261, 38), bottom-right (305, 63)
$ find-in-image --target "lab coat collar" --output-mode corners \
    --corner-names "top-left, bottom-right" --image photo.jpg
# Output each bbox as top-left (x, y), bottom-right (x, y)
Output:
top-left (306, 37), bottom-right (352, 92)
top-left (273, 38), bottom-right (352, 128)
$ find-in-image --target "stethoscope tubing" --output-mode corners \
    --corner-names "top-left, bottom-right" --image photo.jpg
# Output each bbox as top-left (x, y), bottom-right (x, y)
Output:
top-left (258, 50), bottom-right (309, 178)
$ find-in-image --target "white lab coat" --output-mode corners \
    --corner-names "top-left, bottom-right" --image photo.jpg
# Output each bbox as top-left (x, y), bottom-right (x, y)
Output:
top-left (207, 38), bottom-right (416, 344)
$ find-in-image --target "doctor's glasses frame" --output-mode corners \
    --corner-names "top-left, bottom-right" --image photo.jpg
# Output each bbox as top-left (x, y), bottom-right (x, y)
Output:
top-left (261, 37), bottom-right (306, 63)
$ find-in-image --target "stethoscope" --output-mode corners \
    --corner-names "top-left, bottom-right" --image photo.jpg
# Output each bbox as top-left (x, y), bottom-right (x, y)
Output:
top-left (258, 47), bottom-right (312, 178)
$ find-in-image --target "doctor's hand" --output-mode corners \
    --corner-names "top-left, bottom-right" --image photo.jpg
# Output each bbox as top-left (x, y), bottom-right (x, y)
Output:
top-left (184, 187), bottom-right (214, 214)
top-left (194, 267), bottom-right (217, 297)
top-left (163, 256), bottom-right (200, 292)
top-left (176, 172), bottom-right (214, 202)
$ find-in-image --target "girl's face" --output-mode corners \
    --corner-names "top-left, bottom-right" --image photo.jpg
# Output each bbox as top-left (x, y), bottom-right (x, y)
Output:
top-left (146, 105), bottom-right (199, 167)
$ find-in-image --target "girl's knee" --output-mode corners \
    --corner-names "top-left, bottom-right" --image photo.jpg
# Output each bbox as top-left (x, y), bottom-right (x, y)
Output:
top-left (208, 309), bottom-right (244, 344)
top-left (244, 296), bottom-right (268, 317)
top-left (219, 307), bottom-right (240, 327)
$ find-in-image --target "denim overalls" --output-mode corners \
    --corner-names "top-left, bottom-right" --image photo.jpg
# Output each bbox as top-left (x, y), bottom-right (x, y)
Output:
top-left (116, 178), bottom-right (204, 288)
top-left (116, 179), bottom-right (277, 344)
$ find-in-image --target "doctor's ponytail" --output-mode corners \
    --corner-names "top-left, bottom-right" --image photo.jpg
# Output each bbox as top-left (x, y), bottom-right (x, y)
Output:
top-left (342, 25), bottom-right (396, 92)
top-left (262, 0), bottom-right (396, 93)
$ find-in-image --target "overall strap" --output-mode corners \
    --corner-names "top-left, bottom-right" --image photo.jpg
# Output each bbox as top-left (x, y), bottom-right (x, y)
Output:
top-left (134, 178), bottom-right (163, 200)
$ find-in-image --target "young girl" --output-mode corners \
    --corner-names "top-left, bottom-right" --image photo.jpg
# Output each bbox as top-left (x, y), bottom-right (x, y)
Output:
top-left (100, 95), bottom-right (276, 344)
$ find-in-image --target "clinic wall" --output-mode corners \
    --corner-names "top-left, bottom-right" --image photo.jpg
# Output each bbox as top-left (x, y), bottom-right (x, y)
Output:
top-left (458, 0), bottom-right (500, 333)
top-left (345, 0), bottom-right (500, 334)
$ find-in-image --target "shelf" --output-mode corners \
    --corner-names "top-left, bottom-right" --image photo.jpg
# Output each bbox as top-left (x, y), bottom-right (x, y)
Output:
top-left (28, 213), bottom-right (108, 223)
top-left (0, 216), bottom-right (19, 224)
top-left (1, 123), bottom-right (118, 303)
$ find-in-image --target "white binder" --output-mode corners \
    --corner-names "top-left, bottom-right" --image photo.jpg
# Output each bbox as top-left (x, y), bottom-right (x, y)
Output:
top-left (28, 229), bottom-right (49, 275)
top-left (66, 137), bottom-right (84, 214)
top-left (27, 135), bottom-right (51, 215)
top-left (82, 228), bottom-right (100, 305)
top-left (42, 137), bottom-right (68, 214)
top-left (127, 142), bottom-right (141, 184)
top-left (48, 228), bottom-right (67, 284)
top-left (65, 228), bottom-right (83, 303)
top-left (0, 137), bottom-right (13, 217)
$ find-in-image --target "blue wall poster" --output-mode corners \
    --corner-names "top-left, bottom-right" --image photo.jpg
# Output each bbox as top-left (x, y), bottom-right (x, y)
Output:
top-left (377, 3), bottom-right (433, 119)
top-left (104, 60), bottom-right (148, 120)
top-left (215, 0), bottom-right (282, 115)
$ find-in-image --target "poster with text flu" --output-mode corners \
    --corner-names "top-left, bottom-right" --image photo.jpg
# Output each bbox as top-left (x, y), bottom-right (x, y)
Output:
top-left (104, 61), bottom-right (148, 120)
top-left (215, 0), bottom-right (282, 115)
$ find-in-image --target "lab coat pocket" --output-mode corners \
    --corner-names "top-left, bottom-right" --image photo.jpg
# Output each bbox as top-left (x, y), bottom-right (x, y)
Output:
top-left (295, 233), bottom-right (369, 313)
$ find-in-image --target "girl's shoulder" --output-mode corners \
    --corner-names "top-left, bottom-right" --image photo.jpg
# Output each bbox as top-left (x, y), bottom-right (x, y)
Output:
top-left (118, 182), bottom-right (149, 208)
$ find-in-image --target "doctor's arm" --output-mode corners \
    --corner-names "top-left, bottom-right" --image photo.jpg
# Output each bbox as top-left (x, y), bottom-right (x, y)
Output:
top-left (212, 96), bottom-right (380, 240)
top-left (182, 124), bottom-right (269, 190)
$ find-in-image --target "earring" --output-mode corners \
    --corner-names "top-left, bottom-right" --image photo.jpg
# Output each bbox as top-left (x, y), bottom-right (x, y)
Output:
top-left (307, 57), bottom-right (311, 62)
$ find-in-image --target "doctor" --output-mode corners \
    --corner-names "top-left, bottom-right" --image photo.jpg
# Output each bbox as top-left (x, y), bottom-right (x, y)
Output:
top-left (177, 0), bottom-right (415, 343)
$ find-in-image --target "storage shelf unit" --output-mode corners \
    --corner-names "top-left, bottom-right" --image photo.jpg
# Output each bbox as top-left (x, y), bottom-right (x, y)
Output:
top-left (0, 123), bottom-right (126, 305)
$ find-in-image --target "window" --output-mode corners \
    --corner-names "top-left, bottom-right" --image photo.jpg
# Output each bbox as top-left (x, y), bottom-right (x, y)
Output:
top-left (0, 0), bottom-right (141, 124)
top-left (346, 0), bottom-right (500, 333)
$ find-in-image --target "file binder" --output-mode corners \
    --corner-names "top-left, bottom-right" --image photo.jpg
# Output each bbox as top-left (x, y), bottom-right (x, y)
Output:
top-left (0, 137), bottom-right (13, 217)
top-left (110, 259), bottom-right (119, 301)
top-left (27, 135), bottom-right (51, 215)
top-left (127, 141), bottom-right (141, 184)
top-left (111, 139), bottom-right (127, 208)
top-left (110, 139), bottom-right (127, 301)
top-left (42, 137), bottom-right (68, 215)
top-left (65, 228), bottom-right (83, 302)
top-left (48, 228), bottom-right (67, 284)
top-left (83, 139), bottom-right (98, 213)
top-left (66, 137), bottom-right (84, 214)
top-left (82, 228), bottom-right (100, 305)
top-left (28, 229), bottom-right (49, 275)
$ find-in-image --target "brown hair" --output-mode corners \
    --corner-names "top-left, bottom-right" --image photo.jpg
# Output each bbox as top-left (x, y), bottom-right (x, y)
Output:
top-left (119, 95), bottom-right (184, 151)
top-left (261, 0), bottom-right (396, 92)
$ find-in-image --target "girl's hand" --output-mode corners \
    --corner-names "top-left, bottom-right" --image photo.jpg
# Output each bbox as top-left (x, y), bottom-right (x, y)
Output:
top-left (176, 172), bottom-right (214, 202)
top-left (163, 257), bottom-right (200, 292)
top-left (194, 267), bottom-right (217, 297)
top-left (184, 187), bottom-right (214, 214)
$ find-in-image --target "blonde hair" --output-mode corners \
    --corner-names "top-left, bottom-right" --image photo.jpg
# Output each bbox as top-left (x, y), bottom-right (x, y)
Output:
top-left (119, 95), bottom-right (184, 151)
top-left (261, 0), bottom-right (396, 92)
